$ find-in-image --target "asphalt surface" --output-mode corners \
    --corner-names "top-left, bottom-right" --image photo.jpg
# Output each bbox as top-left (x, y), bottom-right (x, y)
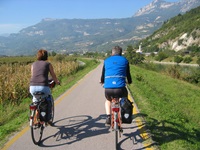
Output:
top-left (2, 63), bottom-right (154, 150)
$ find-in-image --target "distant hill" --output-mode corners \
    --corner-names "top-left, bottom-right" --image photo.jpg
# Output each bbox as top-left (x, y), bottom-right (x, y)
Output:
top-left (0, 0), bottom-right (200, 56)
top-left (140, 5), bottom-right (200, 53)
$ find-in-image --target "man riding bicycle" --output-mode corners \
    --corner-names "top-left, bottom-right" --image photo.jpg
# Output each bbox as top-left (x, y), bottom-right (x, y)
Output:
top-left (100, 46), bottom-right (132, 125)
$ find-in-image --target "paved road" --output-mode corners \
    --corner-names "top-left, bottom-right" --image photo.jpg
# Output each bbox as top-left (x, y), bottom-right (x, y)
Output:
top-left (3, 63), bottom-right (154, 150)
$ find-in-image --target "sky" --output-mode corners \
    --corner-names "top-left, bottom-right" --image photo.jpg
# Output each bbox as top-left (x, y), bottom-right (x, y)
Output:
top-left (0, 0), bottom-right (179, 35)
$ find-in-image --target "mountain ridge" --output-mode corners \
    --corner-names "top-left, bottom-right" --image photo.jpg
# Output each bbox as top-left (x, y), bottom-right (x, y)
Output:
top-left (0, 0), bottom-right (200, 56)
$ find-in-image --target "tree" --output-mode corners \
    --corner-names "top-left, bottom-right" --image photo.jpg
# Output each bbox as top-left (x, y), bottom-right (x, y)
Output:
top-left (124, 45), bottom-right (135, 64)
top-left (132, 53), bottom-right (145, 65)
top-left (51, 51), bottom-right (57, 56)
top-left (124, 45), bottom-right (145, 65)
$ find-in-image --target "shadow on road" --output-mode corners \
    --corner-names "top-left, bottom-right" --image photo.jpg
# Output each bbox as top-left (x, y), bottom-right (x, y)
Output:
top-left (131, 112), bottom-right (200, 149)
top-left (117, 113), bottom-right (158, 150)
top-left (39, 114), bottom-right (110, 147)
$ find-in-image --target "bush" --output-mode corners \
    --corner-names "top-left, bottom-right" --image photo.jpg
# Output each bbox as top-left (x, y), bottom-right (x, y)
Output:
top-left (183, 56), bottom-right (193, 63)
top-left (165, 65), bottom-right (181, 79)
top-left (197, 57), bottom-right (200, 66)
top-left (174, 55), bottom-right (183, 64)
top-left (155, 52), bottom-right (168, 62)
top-left (182, 70), bottom-right (200, 85)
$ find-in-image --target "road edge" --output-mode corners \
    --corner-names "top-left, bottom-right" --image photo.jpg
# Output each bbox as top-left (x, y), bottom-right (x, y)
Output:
top-left (127, 88), bottom-right (160, 150)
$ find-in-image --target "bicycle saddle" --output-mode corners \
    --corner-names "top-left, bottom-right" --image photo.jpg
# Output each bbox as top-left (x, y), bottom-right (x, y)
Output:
top-left (33, 91), bottom-right (46, 99)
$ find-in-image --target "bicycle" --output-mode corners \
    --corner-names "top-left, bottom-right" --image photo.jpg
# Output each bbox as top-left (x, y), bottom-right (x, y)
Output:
top-left (29, 80), bottom-right (56, 145)
top-left (111, 97), bottom-right (123, 150)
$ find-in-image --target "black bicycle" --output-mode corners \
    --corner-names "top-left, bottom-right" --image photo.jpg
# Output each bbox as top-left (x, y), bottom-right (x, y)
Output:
top-left (29, 80), bottom-right (55, 145)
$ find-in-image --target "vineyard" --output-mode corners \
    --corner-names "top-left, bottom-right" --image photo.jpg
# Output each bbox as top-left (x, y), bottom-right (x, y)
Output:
top-left (0, 56), bottom-right (79, 105)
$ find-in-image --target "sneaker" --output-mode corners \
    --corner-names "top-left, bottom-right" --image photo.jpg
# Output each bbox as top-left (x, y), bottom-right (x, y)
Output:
top-left (105, 115), bottom-right (111, 125)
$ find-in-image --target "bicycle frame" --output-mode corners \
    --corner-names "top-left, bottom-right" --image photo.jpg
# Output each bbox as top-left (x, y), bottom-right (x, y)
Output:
top-left (111, 97), bottom-right (123, 150)
top-left (29, 103), bottom-right (37, 127)
top-left (111, 98), bottom-right (122, 129)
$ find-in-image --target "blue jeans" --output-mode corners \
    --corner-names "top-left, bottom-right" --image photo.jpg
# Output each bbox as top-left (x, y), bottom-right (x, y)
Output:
top-left (29, 86), bottom-right (51, 102)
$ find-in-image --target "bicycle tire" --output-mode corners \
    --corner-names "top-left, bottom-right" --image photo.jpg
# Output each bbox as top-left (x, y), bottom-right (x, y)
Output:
top-left (115, 130), bottom-right (118, 150)
top-left (30, 109), bottom-right (44, 145)
top-left (113, 111), bottom-right (119, 150)
top-left (49, 96), bottom-right (54, 124)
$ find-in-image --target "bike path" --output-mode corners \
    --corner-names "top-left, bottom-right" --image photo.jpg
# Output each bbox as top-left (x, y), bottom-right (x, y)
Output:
top-left (2, 62), bottom-right (156, 150)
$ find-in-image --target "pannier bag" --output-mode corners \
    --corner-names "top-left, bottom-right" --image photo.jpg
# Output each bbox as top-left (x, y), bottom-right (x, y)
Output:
top-left (39, 99), bottom-right (48, 122)
top-left (120, 97), bottom-right (133, 124)
top-left (46, 95), bottom-right (52, 122)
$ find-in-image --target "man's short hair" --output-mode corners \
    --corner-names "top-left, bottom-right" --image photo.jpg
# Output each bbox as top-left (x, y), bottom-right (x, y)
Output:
top-left (112, 46), bottom-right (122, 56)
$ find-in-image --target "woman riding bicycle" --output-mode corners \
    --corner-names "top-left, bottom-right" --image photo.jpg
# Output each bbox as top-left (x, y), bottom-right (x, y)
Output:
top-left (100, 46), bottom-right (132, 125)
top-left (29, 49), bottom-right (60, 122)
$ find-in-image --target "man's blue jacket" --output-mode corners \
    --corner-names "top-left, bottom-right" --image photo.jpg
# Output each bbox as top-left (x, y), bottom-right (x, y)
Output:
top-left (101, 55), bottom-right (132, 88)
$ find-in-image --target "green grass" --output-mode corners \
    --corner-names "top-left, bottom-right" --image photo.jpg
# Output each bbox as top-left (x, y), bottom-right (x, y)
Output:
top-left (128, 65), bottom-right (200, 150)
top-left (0, 58), bottom-right (100, 148)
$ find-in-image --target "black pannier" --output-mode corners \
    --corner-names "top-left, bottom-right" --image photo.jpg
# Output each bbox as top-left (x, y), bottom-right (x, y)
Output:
top-left (39, 99), bottom-right (48, 122)
top-left (120, 97), bottom-right (133, 124)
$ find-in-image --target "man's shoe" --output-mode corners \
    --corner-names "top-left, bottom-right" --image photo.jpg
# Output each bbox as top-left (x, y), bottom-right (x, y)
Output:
top-left (105, 115), bottom-right (111, 125)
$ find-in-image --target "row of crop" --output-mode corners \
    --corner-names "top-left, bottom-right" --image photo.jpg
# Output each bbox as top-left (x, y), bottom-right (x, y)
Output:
top-left (0, 59), bottom-right (79, 105)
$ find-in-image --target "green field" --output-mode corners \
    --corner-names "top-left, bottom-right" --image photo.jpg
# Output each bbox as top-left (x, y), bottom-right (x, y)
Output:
top-left (128, 65), bottom-right (200, 150)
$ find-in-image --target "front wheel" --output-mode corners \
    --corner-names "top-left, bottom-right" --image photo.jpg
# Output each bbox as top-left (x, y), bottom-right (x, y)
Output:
top-left (30, 110), bottom-right (43, 145)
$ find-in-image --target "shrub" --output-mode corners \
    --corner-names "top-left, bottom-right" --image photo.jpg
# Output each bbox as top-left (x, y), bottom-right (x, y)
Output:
top-left (183, 56), bottom-right (193, 63)
top-left (165, 65), bottom-right (181, 79)
top-left (155, 52), bottom-right (168, 62)
top-left (174, 55), bottom-right (183, 64)
top-left (197, 57), bottom-right (200, 66)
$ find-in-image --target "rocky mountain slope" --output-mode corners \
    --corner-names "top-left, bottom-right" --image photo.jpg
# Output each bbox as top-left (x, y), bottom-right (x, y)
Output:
top-left (140, 5), bottom-right (200, 53)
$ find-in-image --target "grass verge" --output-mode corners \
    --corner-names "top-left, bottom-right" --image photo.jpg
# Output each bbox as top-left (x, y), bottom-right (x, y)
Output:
top-left (0, 58), bottom-right (100, 149)
top-left (128, 65), bottom-right (200, 150)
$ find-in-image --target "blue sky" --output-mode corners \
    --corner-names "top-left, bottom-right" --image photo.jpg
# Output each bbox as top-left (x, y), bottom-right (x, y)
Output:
top-left (0, 0), bottom-right (179, 34)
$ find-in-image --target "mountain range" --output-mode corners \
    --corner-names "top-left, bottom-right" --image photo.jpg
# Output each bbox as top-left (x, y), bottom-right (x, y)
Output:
top-left (0, 0), bottom-right (200, 56)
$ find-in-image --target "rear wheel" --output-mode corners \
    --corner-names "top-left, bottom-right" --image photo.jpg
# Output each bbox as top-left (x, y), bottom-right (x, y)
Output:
top-left (115, 130), bottom-right (118, 150)
top-left (113, 112), bottom-right (119, 150)
top-left (48, 96), bottom-right (54, 125)
top-left (30, 110), bottom-right (44, 145)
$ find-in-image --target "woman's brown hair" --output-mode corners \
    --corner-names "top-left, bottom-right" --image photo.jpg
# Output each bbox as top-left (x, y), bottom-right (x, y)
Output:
top-left (37, 49), bottom-right (48, 60)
